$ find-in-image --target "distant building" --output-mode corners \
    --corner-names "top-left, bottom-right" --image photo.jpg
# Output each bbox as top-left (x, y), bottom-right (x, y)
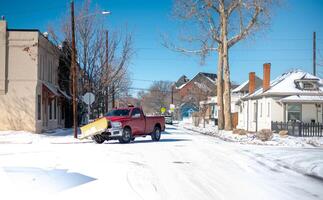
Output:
top-left (0, 20), bottom-right (70, 133)
top-left (173, 72), bottom-right (217, 120)
top-left (198, 76), bottom-right (262, 126)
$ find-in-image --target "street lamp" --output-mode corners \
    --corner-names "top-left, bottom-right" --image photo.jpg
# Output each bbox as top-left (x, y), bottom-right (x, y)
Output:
top-left (70, 0), bottom-right (110, 138)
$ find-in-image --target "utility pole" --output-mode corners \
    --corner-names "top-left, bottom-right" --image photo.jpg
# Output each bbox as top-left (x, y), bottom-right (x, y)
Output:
top-left (112, 83), bottom-right (115, 108)
top-left (171, 85), bottom-right (174, 104)
top-left (313, 31), bottom-right (316, 76)
top-left (105, 30), bottom-right (109, 113)
top-left (71, 0), bottom-right (78, 138)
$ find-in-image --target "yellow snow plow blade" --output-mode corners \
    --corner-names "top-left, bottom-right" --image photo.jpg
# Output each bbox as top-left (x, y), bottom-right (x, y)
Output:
top-left (80, 118), bottom-right (109, 139)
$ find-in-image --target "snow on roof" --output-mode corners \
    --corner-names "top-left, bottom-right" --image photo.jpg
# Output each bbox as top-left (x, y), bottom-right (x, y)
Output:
top-left (280, 95), bottom-right (323, 103)
top-left (245, 70), bottom-right (323, 99)
top-left (232, 80), bottom-right (249, 93)
top-left (176, 82), bottom-right (188, 89)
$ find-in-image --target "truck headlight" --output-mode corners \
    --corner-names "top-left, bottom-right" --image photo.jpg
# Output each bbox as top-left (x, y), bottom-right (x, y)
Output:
top-left (111, 121), bottom-right (122, 128)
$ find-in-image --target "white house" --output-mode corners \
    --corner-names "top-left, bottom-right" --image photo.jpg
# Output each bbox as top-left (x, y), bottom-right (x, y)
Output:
top-left (199, 75), bottom-right (262, 126)
top-left (237, 63), bottom-right (323, 132)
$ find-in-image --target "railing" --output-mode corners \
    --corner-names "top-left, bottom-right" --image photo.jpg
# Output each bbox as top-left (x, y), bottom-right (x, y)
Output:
top-left (271, 121), bottom-right (323, 137)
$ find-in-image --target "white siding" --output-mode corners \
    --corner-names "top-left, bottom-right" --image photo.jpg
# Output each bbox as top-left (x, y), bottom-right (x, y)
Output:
top-left (302, 104), bottom-right (319, 123)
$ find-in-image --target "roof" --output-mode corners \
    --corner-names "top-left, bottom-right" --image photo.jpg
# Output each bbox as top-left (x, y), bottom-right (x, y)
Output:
top-left (232, 75), bottom-right (262, 93)
top-left (200, 72), bottom-right (217, 82)
top-left (243, 70), bottom-right (323, 99)
top-left (175, 75), bottom-right (189, 88)
top-left (280, 95), bottom-right (323, 103)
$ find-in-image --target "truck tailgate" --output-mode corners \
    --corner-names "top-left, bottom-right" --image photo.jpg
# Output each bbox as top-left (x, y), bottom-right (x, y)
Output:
top-left (80, 118), bottom-right (109, 139)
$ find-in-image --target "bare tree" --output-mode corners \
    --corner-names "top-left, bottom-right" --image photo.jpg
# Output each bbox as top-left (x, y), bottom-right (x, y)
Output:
top-left (165, 0), bottom-right (276, 130)
top-left (138, 81), bottom-right (173, 115)
top-left (48, 0), bottom-right (133, 116)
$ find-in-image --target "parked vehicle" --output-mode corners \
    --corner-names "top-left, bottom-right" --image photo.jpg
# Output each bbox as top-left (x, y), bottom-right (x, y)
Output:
top-left (164, 115), bottom-right (173, 125)
top-left (80, 106), bottom-right (165, 144)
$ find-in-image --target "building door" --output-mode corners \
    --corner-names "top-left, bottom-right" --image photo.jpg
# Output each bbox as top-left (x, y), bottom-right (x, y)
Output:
top-left (232, 112), bottom-right (238, 129)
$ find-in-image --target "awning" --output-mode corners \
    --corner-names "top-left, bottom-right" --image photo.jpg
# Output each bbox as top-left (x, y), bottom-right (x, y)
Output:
top-left (280, 95), bottom-right (323, 103)
top-left (42, 82), bottom-right (59, 97)
top-left (57, 87), bottom-right (72, 100)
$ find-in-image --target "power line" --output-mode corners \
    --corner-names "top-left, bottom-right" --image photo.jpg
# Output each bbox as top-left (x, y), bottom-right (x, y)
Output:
top-left (137, 47), bottom-right (314, 52)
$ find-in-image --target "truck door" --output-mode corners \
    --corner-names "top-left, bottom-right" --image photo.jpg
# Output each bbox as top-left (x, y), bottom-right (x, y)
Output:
top-left (130, 108), bottom-right (145, 135)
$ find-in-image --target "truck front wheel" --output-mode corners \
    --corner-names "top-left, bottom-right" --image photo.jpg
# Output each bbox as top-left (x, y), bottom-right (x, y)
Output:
top-left (151, 126), bottom-right (161, 141)
top-left (119, 127), bottom-right (132, 144)
top-left (92, 135), bottom-right (105, 144)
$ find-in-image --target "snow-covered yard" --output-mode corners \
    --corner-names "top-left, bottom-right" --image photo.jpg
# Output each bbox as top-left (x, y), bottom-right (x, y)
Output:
top-left (178, 121), bottom-right (323, 148)
top-left (0, 125), bottom-right (323, 200)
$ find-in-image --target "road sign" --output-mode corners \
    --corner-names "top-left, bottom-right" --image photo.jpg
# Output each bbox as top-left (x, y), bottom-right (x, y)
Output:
top-left (161, 107), bottom-right (166, 114)
top-left (170, 104), bottom-right (175, 112)
top-left (83, 92), bottom-right (95, 105)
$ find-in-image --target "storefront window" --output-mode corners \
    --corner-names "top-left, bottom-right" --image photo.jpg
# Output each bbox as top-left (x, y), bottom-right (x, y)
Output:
top-left (287, 104), bottom-right (301, 121)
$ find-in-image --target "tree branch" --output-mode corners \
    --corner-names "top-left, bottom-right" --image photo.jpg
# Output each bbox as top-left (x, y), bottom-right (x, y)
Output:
top-left (227, 6), bottom-right (261, 48)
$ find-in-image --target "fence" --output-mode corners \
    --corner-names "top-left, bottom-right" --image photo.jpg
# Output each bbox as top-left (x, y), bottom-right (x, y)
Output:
top-left (271, 121), bottom-right (323, 137)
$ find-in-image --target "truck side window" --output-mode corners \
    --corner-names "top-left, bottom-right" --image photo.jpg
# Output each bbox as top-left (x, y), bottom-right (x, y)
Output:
top-left (131, 108), bottom-right (141, 118)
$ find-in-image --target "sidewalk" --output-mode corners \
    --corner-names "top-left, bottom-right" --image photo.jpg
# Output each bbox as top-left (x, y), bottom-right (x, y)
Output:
top-left (0, 129), bottom-right (92, 144)
top-left (176, 121), bottom-right (323, 148)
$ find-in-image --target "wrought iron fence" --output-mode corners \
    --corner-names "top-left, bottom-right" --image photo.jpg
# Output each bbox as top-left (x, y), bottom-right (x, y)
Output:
top-left (271, 121), bottom-right (323, 137)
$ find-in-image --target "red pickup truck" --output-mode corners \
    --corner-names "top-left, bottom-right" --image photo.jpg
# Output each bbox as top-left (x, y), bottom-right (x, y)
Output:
top-left (91, 106), bottom-right (165, 144)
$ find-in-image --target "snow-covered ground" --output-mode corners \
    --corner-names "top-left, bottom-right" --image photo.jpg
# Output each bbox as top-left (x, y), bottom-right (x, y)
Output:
top-left (178, 121), bottom-right (323, 148)
top-left (0, 126), bottom-right (323, 200)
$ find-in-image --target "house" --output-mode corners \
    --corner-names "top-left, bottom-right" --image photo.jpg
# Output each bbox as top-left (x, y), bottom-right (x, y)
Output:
top-left (199, 76), bottom-right (262, 126)
top-left (0, 20), bottom-right (70, 133)
top-left (237, 63), bottom-right (323, 132)
top-left (176, 72), bottom-right (217, 99)
top-left (173, 72), bottom-right (217, 119)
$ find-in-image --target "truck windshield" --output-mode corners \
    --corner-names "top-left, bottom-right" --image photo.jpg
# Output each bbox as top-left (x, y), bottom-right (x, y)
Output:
top-left (105, 109), bottom-right (130, 117)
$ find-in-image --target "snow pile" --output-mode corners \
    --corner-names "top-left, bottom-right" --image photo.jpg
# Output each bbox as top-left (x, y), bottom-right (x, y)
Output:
top-left (242, 147), bottom-right (323, 180)
top-left (177, 121), bottom-right (323, 148)
top-left (0, 129), bottom-right (92, 144)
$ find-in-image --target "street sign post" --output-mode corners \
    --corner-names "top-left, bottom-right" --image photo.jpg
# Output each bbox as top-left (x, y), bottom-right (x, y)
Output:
top-left (83, 92), bottom-right (95, 123)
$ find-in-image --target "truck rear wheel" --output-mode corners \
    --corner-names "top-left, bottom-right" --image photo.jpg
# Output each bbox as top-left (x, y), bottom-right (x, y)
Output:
top-left (151, 126), bottom-right (161, 141)
top-left (119, 127), bottom-right (132, 144)
top-left (92, 135), bottom-right (105, 144)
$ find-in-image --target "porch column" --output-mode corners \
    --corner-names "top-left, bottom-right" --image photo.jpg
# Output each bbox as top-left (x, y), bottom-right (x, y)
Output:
top-left (283, 103), bottom-right (287, 122)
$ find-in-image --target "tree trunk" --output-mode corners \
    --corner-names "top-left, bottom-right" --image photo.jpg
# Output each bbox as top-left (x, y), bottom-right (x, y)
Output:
top-left (222, 16), bottom-right (232, 130)
top-left (217, 45), bottom-right (224, 130)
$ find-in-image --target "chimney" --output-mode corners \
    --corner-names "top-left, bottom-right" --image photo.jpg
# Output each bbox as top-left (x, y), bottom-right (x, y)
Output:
top-left (263, 63), bottom-right (271, 91)
top-left (249, 72), bottom-right (255, 94)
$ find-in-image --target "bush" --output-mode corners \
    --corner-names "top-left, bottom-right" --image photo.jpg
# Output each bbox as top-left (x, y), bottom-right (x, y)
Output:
top-left (256, 129), bottom-right (273, 141)
top-left (232, 129), bottom-right (247, 135)
top-left (279, 130), bottom-right (288, 137)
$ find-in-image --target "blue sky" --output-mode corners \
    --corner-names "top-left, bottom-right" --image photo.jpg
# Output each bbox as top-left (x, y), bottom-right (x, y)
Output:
top-left (1, 0), bottom-right (323, 95)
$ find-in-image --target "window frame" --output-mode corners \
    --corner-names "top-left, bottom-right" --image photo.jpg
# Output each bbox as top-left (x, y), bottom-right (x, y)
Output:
top-left (37, 95), bottom-right (41, 120)
top-left (287, 103), bottom-right (302, 122)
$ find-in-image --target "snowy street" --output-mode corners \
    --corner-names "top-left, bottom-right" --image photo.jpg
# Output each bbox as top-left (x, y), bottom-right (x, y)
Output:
top-left (1, 125), bottom-right (323, 200)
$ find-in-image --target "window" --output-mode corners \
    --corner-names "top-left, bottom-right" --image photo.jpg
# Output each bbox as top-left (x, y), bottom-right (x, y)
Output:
top-left (105, 109), bottom-right (130, 117)
top-left (287, 104), bottom-right (301, 121)
top-left (54, 99), bottom-right (57, 120)
top-left (131, 108), bottom-right (141, 118)
top-left (267, 102), bottom-right (270, 117)
top-left (49, 101), bottom-right (52, 120)
top-left (42, 55), bottom-right (45, 80)
top-left (37, 95), bottom-right (41, 120)
top-left (253, 102), bottom-right (257, 122)
top-left (260, 103), bottom-right (263, 117)
top-left (62, 106), bottom-right (65, 120)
